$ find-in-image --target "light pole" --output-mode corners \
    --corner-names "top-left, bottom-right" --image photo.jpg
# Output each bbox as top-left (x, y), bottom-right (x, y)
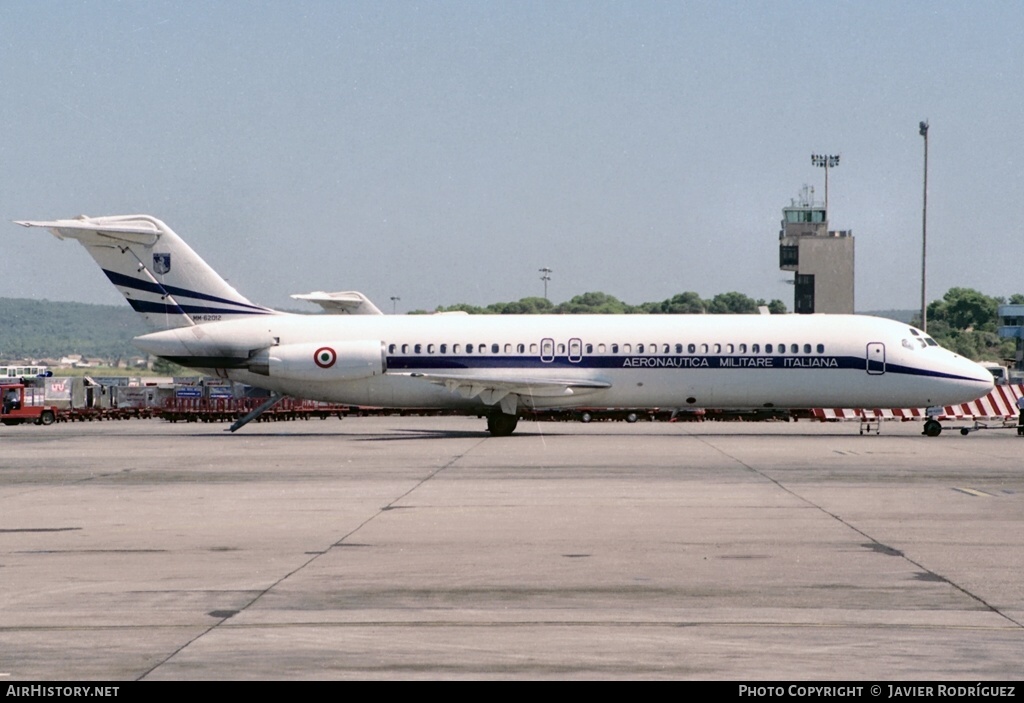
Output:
top-left (539, 267), bottom-right (552, 300)
top-left (919, 120), bottom-right (929, 332)
top-left (390, 296), bottom-right (400, 314)
top-left (810, 153), bottom-right (840, 216)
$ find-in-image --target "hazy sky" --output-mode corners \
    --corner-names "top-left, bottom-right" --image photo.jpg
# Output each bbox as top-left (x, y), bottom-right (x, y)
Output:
top-left (2, 1), bottom-right (1021, 314)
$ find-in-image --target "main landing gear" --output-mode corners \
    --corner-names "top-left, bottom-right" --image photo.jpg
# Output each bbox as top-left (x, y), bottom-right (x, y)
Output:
top-left (922, 419), bottom-right (943, 437)
top-left (486, 413), bottom-right (519, 436)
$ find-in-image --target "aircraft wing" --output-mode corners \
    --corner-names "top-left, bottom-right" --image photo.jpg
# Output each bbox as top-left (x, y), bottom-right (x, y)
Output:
top-left (399, 372), bottom-right (610, 415)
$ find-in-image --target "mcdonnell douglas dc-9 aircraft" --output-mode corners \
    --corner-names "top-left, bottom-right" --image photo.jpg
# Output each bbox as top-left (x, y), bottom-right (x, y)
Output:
top-left (18, 215), bottom-right (992, 436)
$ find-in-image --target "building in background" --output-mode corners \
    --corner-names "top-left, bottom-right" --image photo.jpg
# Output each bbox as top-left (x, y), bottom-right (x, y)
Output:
top-left (778, 186), bottom-right (854, 314)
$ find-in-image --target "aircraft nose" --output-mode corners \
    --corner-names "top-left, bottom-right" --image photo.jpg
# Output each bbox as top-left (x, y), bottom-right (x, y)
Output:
top-left (960, 358), bottom-right (995, 393)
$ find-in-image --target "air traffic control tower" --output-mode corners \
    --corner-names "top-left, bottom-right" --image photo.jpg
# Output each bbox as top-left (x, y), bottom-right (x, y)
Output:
top-left (778, 186), bottom-right (854, 314)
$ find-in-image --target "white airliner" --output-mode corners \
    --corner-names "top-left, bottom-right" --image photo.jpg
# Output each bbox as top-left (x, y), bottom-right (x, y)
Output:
top-left (17, 214), bottom-right (993, 436)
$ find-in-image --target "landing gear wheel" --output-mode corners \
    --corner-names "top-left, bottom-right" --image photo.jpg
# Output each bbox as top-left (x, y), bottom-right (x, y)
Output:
top-left (923, 419), bottom-right (942, 437)
top-left (580, 412), bottom-right (592, 423)
top-left (487, 413), bottom-right (519, 436)
top-left (625, 412), bottom-right (639, 423)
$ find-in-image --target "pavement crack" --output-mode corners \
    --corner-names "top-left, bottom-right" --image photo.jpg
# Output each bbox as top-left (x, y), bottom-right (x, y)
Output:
top-left (695, 436), bottom-right (1024, 631)
top-left (135, 437), bottom-right (489, 680)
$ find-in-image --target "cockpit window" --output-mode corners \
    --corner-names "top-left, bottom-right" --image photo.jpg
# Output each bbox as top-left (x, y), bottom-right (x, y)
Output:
top-left (924, 337), bottom-right (938, 346)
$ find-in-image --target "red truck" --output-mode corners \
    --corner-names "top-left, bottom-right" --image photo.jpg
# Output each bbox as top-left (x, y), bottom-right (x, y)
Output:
top-left (1, 383), bottom-right (58, 426)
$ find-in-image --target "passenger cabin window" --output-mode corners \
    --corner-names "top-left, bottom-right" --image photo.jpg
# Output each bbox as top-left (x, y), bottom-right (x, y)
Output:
top-left (611, 344), bottom-right (619, 353)
top-left (738, 343), bottom-right (747, 353)
top-left (492, 344), bottom-right (499, 354)
top-left (816, 344), bottom-right (824, 353)
top-left (402, 344), bottom-right (409, 354)
top-left (388, 343), bottom-right (396, 354)
top-left (440, 344), bottom-right (447, 354)
top-left (751, 344), bottom-right (759, 353)
top-left (765, 344), bottom-right (773, 353)
top-left (688, 344), bottom-right (696, 353)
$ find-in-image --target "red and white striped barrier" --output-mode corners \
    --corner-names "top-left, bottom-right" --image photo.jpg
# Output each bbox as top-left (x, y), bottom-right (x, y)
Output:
top-left (812, 384), bottom-right (1024, 422)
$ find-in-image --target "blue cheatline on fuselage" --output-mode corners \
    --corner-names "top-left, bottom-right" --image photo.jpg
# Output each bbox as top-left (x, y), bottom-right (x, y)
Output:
top-left (384, 353), bottom-right (983, 382)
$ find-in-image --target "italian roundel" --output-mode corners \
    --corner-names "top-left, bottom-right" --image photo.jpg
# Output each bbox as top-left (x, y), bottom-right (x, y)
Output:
top-left (313, 346), bottom-right (337, 369)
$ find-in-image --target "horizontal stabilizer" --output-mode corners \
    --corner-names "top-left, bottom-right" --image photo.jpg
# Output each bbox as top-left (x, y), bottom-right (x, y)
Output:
top-left (16, 215), bottom-right (163, 246)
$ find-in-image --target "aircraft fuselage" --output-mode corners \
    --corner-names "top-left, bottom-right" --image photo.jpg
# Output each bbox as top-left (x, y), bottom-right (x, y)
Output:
top-left (135, 312), bottom-right (993, 412)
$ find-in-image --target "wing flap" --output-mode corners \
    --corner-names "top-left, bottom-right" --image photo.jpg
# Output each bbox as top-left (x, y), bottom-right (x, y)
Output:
top-left (400, 371), bottom-right (610, 406)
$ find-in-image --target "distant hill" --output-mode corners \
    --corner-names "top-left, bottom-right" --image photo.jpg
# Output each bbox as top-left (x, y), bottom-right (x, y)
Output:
top-left (0, 297), bottom-right (145, 361)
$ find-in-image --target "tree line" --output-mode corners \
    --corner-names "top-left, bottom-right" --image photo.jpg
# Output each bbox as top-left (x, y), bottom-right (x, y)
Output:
top-left (918, 288), bottom-right (1024, 361)
top-left (419, 291), bottom-right (789, 316)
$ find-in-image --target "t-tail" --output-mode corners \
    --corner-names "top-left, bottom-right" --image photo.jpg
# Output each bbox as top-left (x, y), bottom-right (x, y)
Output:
top-left (16, 215), bottom-right (274, 330)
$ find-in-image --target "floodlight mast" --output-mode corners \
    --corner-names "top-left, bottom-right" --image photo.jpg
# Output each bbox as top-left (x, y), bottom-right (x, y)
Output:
top-left (919, 120), bottom-right (929, 333)
top-left (810, 153), bottom-right (841, 216)
top-left (539, 267), bottom-right (552, 300)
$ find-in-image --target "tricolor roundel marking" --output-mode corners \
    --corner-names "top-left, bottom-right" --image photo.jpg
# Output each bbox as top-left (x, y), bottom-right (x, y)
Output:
top-left (314, 347), bottom-right (337, 369)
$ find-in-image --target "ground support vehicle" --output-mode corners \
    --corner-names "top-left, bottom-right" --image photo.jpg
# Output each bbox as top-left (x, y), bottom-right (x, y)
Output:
top-left (0, 383), bottom-right (59, 426)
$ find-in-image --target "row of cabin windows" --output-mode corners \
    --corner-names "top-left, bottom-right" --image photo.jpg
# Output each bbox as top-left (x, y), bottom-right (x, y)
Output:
top-left (386, 342), bottom-right (828, 355)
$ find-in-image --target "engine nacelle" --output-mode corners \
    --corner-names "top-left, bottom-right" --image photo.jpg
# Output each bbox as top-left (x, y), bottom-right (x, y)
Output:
top-left (247, 339), bottom-right (385, 382)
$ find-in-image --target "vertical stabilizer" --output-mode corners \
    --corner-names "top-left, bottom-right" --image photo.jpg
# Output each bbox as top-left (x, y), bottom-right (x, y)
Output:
top-left (16, 215), bottom-right (274, 330)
